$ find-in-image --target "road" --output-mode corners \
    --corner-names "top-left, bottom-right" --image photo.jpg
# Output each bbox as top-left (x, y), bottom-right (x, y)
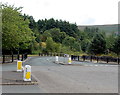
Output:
top-left (1, 56), bottom-right (118, 93)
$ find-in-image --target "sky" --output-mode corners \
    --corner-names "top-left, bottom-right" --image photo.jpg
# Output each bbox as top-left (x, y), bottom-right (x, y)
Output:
top-left (2, 0), bottom-right (120, 25)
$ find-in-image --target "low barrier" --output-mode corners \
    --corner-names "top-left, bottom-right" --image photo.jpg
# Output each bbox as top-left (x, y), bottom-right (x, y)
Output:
top-left (35, 53), bottom-right (120, 64)
top-left (39, 53), bottom-right (65, 57)
top-left (71, 55), bottom-right (120, 64)
top-left (1, 53), bottom-right (28, 63)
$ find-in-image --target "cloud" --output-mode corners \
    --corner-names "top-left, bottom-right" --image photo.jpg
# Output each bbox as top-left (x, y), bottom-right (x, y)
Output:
top-left (81, 18), bottom-right (96, 25)
top-left (2, 0), bottom-right (119, 25)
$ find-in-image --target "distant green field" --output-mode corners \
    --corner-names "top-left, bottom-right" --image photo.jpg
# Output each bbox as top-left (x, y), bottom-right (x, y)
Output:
top-left (78, 24), bottom-right (118, 35)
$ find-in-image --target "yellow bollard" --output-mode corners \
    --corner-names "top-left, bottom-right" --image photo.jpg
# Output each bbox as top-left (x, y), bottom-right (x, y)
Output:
top-left (23, 65), bottom-right (31, 81)
top-left (68, 57), bottom-right (72, 64)
top-left (17, 61), bottom-right (22, 72)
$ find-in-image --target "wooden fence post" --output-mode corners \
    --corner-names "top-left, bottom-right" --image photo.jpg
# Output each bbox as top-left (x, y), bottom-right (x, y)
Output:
top-left (21, 54), bottom-right (24, 61)
top-left (90, 56), bottom-right (92, 62)
top-left (17, 54), bottom-right (20, 60)
top-left (2, 55), bottom-right (5, 63)
top-left (78, 56), bottom-right (79, 61)
top-left (12, 54), bottom-right (14, 62)
top-left (97, 56), bottom-right (99, 63)
top-left (107, 57), bottom-right (109, 63)
top-left (83, 55), bottom-right (85, 61)
top-left (118, 58), bottom-right (119, 64)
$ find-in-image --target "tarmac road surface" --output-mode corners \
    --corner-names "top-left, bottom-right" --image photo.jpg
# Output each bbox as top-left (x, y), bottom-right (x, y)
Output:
top-left (1, 56), bottom-right (118, 93)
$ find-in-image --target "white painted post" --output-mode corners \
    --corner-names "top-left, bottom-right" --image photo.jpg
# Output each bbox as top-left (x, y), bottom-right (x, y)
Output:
top-left (56, 56), bottom-right (58, 62)
top-left (23, 65), bottom-right (31, 81)
top-left (67, 54), bottom-right (69, 57)
top-left (68, 57), bottom-right (72, 64)
top-left (17, 61), bottom-right (22, 72)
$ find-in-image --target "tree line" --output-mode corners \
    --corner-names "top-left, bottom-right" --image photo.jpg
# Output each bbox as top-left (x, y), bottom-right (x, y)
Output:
top-left (2, 4), bottom-right (120, 58)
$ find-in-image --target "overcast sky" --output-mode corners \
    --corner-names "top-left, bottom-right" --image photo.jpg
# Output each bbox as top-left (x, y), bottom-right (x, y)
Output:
top-left (2, 0), bottom-right (119, 25)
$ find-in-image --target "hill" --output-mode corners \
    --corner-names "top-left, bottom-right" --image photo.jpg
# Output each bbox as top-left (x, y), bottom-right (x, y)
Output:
top-left (78, 24), bottom-right (118, 35)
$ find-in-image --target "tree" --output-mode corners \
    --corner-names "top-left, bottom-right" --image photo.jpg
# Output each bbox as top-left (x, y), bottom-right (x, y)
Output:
top-left (88, 33), bottom-right (106, 55)
top-left (36, 18), bottom-right (79, 38)
top-left (42, 31), bottom-right (52, 42)
top-left (59, 32), bottom-right (66, 43)
top-left (53, 43), bottom-right (61, 53)
top-left (45, 37), bottom-right (62, 53)
top-left (84, 27), bottom-right (100, 39)
top-left (23, 14), bottom-right (37, 31)
top-left (0, 4), bottom-right (2, 54)
top-left (106, 32), bottom-right (116, 53)
top-left (81, 39), bottom-right (91, 52)
top-left (113, 35), bottom-right (120, 56)
top-left (23, 14), bottom-right (40, 43)
top-left (77, 31), bottom-right (90, 52)
top-left (62, 36), bottom-right (76, 50)
top-left (46, 37), bottom-right (54, 52)
top-left (43, 28), bottom-right (66, 43)
top-left (2, 4), bottom-right (34, 54)
top-left (72, 41), bottom-right (81, 52)
top-left (49, 28), bottom-right (61, 42)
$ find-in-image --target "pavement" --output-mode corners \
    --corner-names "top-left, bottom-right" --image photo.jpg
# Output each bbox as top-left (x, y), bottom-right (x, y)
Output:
top-left (2, 71), bottom-right (38, 85)
top-left (1, 57), bottom-right (38, 85)
top-left (1, 65), bottom-right (42, 93)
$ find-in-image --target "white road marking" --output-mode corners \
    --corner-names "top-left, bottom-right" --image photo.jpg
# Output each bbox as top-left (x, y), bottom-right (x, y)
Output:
top-left (83, 64), bottom-right (118, 67)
